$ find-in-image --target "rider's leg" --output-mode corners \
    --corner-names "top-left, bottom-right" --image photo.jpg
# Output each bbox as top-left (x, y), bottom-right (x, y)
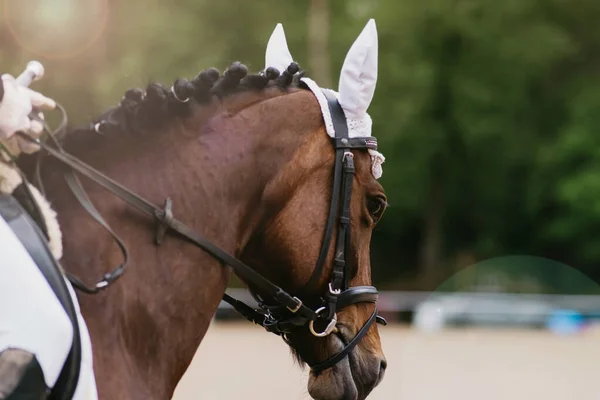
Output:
top-left (0, 215), bottom-right (73, 398)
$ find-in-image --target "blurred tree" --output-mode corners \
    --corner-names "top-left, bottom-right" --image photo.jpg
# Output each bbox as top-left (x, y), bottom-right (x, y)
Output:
top-left (308, 0), bottom-right (332, 87)
top-left (367, 0), bottom-right (600, 290)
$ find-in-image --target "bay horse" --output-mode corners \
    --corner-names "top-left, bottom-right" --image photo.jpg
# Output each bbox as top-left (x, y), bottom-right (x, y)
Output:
top-left (20, 20), bottom-right (388, 400)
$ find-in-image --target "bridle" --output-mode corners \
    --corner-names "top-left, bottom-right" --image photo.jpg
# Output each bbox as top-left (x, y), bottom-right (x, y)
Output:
top-left (9, 86), bottom-right (387, 374)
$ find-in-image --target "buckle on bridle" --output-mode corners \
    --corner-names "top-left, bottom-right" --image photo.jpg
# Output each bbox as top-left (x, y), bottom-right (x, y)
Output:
top-left (309, 307), bottom-right (338, 337)
top-left (95, 280), bottom-right (109, 289)
top-left (328, 282), bottom-right (341, 295)
top-left (286, 296), bottom-right (303, 313)
top-left (154, 197), bottom-right (173, 245)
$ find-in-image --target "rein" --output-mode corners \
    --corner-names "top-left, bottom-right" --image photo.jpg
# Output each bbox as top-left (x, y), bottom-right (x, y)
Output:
top-left (11, 89), bottom-right (386, 373)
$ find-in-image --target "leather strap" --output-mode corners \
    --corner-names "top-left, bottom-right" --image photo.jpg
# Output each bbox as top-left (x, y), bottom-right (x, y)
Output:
top-left (221, 293), bottom-right (266, 326)
top-left (332, 137), bottom-right (378, 150)
top-left (302, 148), bottom-right (345, 293)
top-left (337, 286), bottom-right (379, 309)
top-left (335, 153), bottom-right (354, 291)
top-left (302, 88), bottom-right (352, 294)
top-left (62, 171), bottom-right (128, 293)
top-left (322, 89), bottom-right (350, 139)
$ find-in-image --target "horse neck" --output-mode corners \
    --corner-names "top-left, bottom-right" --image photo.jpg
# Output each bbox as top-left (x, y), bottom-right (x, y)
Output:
top-left (50, 89), bottom-right (322, 397)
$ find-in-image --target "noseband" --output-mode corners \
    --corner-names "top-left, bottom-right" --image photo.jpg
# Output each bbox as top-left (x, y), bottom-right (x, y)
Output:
top-left (12, 88), bottom-right (386, 374)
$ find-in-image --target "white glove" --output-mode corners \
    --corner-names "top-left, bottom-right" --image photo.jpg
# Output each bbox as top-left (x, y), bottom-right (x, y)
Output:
top-left (0, 73), bottom-right (55, 154)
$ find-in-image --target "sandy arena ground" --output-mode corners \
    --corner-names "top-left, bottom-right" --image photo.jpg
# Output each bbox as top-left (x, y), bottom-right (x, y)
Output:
top-left (172, 321), bottom-right (600, 400)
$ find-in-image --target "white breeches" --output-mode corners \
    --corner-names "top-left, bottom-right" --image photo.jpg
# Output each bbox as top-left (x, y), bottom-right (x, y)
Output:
top-left (0, 215), bottom-right (98, 400)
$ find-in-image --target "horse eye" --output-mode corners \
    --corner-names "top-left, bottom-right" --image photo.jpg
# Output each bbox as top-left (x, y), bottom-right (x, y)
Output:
top-left (367, 196), bottom-right (386, 221)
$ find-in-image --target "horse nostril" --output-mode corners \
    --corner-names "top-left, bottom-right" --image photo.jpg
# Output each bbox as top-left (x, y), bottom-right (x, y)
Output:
top-left (376, 358), bottom-right (388, 385)
top-left (380, 359), bottom-right (387, 371)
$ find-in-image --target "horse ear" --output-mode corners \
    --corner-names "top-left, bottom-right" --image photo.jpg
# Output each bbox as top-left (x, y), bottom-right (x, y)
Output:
top-left (338, 19), bottom-right (378, 120)
top-left (265, 23), bottom-right (294, 74)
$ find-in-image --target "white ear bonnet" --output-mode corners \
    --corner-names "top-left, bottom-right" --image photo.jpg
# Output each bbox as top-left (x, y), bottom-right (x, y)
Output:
top-left (264, 19), bottom-right (385, 179)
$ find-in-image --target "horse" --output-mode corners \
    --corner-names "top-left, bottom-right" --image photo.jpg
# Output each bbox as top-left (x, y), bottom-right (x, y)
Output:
top-left (19, 20), bottom-right (388, 400)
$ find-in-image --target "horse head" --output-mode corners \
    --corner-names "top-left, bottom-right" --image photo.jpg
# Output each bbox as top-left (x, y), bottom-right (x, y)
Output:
top-left (237, 19), bottom-right (388, 400)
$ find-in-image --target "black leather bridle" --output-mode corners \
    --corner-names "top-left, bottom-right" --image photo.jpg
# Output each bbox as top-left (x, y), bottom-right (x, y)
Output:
top-left (11, 86), bottom-right (386, 374)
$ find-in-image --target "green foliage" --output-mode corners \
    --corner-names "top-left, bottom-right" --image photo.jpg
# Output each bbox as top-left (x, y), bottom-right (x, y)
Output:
top-left (2, 0), bottom-right (600, 293)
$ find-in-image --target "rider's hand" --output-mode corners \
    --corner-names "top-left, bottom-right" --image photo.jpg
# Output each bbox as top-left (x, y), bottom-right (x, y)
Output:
top-left (0, 73), bottom-right (55, 154)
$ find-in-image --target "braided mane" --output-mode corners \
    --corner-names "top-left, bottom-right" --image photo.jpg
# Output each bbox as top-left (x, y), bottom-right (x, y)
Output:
top-left (78, 61), bottom-right (306, 139)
